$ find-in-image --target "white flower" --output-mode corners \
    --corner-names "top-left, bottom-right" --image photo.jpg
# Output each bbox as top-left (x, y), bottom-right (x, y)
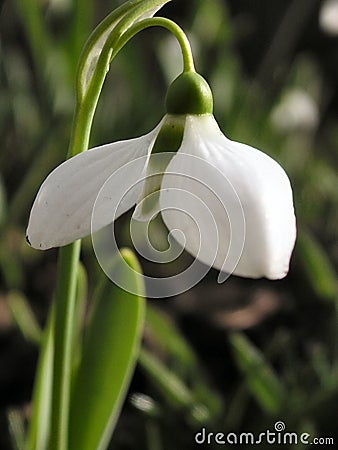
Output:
top-left (27, 73), bottom-right (296, 280)
top-left (27, 115), bottom-right (296, 280)
top-left (156, 115), bottom-right (297, 280)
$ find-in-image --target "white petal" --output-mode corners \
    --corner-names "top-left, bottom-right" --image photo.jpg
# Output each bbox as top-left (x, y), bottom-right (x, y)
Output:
top-left (160, 115), bottom-right (296, 280)
top-left (132, 152), bottom-right (175, 222)
top-left (27, 122), bottom-right (163, 249)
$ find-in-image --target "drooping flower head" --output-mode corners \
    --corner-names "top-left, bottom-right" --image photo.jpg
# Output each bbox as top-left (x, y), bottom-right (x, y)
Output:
top-left (27, 70), bottom-right (296, 281)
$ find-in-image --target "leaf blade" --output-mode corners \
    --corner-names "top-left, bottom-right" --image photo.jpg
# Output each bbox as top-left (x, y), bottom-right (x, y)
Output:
top-left (68, 249), bottom-right (145, 450)
top-left (229, 332), bottom-right (285, 414)
top-left (26, 308), bottom-right (54, 450)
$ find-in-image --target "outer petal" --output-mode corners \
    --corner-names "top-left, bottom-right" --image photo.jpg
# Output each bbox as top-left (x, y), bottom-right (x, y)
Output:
top-left (160, 115), bottom-right (296, 280)
top-left (27, 122), bottom-right (163, 249)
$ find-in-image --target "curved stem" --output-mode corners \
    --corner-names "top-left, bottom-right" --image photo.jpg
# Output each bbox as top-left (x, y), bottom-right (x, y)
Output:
top-left (76, 0), bottom-right (173, 102)
top-left (80, 15), bottom-right (195, 130)
top-left (75, 0), bottom-right (145, 99)
top-left (114, 17), bottom-right (195, 72)
top-left (81, 1), bottom-right (194, 113)
top-left (48, 4), bottom-right (194, 449)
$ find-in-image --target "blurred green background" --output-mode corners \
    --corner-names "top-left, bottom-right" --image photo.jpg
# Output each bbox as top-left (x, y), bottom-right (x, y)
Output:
top-left (0, 0), bottom-right (337, 449)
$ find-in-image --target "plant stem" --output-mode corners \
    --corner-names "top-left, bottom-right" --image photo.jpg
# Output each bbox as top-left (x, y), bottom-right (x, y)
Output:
top-left (113, 16), bottom-right (195, 73)
top-left (50, 242), bottom-right (81, 450)
top-left (76, 0), bottom-right (172, 101)
top-left (49, 91), bottom-right (99, 450)
top-left (48, 3), bottom-right (188, 449)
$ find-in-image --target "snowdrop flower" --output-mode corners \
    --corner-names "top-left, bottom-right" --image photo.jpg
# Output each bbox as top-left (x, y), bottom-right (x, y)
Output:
top-left (27, 72), bottom-right (296, 280)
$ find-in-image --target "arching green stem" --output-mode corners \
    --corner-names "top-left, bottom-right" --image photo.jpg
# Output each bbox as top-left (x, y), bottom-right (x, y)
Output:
top-left (76, 0), bottom-right (173, 103)
top-left (115, 17), bottom-right (195, 73)
top-left (75, 0), bottom-right (146, 99)
top-left (77, 2), bottom-right (196, 117)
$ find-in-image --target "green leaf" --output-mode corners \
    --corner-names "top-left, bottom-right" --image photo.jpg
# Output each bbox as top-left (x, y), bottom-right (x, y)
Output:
top-left (15, 0), bottom-right (51, 74)
top-left (7, 409), bottom-right (26, 450)
top-left (12, 264), bottom-right (87, 450)
top-left (7, 290), bottom-right (42, 345)
top-left (145, 305), bottom-right (223, 422)
top-left (71, 262), bottom-right (88, 376)
top-left (229, 332), bottom-right (285, 414)
top-left (139, 348), bottom-right (213, 425)
top-left (297, 229), bottom-right (338, 302)
top-left (139, 348), bottom-right (194, 410)
top-left (68, 248), bottom-right (145, 450)
top-left (26, 308), bottom-right (54, 450)
top-left (146, 305), bottom-right (196, 370)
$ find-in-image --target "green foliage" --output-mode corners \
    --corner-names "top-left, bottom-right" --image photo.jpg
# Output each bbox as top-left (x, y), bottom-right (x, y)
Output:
top-left (144, 305), bottom-right (223, 422)
top-left (69, 249), bottom-right (145, 450)
top-left (297, 230), bottom-right (338, 303)
top-left (229, 332), bottom-right (285, 414)
top-left (7, 291), bottom-right (42, 345)
top-left (1, 0), bottom-right (337, 449)
top-left (26, 310), bottom-right (54, 450)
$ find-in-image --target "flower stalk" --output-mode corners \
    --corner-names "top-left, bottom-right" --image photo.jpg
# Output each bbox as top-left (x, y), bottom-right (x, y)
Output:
top-left (115, 16), bottom-right (195, 72)
top-left (50, 242), bottom-right (81, 450)
top-left (49, 35), bottom-right (103, 450)
top-left (45, 2), bottom-right (199, 449)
